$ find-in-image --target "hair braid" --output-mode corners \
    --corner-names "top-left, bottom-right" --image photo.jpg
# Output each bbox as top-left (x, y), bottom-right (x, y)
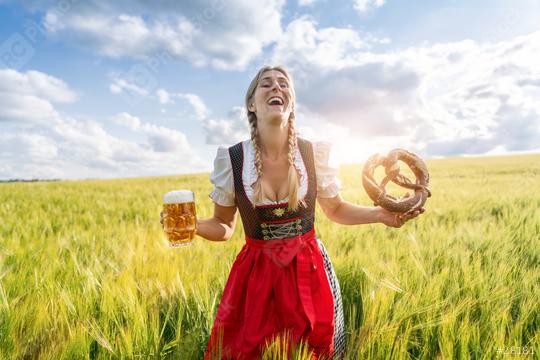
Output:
top-left (248, 114), bottom-right (264, 207)
top-left (286, 112), bottom-right (301, 211)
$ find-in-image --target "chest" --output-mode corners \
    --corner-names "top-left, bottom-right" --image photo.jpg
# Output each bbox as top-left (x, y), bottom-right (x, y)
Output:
top-left (259, 159), bottom-right (290, 202)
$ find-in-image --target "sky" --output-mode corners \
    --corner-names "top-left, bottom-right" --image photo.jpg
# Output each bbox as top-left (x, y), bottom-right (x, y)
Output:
top-left (1, 0), bottom-right (540, 180)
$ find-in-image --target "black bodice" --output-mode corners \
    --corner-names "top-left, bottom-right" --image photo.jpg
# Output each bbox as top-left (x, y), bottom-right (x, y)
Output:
top-left (228, 137), bottom-right (317, 240)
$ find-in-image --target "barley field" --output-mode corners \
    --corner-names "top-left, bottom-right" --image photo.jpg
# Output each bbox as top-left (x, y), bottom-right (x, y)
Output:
top-left (0, 154), bottom-right (539, 359)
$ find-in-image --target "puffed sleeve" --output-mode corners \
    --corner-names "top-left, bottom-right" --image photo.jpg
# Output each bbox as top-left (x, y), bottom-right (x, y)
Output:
top-left (208, 146), bottom-right (236, 206)
top-left (314, 141), bottom-right (342, 198)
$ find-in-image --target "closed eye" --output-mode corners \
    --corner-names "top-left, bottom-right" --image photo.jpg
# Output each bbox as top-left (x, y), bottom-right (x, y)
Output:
top-left (260, 81), bottom-right (289, 88)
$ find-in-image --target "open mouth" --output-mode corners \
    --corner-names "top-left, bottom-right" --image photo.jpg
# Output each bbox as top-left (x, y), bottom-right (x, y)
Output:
top-left (267, 96), bottom-right (284, 106)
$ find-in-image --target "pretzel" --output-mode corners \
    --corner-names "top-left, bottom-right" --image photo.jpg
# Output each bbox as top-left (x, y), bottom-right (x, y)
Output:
top-left (362, 149), bottom-right (431, 214)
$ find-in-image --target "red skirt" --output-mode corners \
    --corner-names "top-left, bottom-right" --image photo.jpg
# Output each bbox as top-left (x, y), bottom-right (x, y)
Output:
top-left (204, 229), bottom-right (336, 360)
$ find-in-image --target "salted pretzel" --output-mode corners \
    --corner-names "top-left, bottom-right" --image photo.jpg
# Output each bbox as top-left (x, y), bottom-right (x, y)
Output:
top-left (362, 149), bottom-right (431, 214)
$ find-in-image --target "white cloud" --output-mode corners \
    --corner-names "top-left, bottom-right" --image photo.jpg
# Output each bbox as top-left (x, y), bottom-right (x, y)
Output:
top-left (202, 106), bottom-right (250, 146)
top-left (152, 88), bottom-right (246, 144)
top-left (109, 74), bottom-right (150, 96)
top-left (354, 0), bottom-right (386, 14)
top-left (156, 88), bottom-right (171, 104)
top-left (271, 20), bottom-right (540, 158)
top-left (177, 94), bottom-right (209, 120)
top-left (113, 112), bottom-right (192, 153)
top-left (272, 18), bottom-right (419, 138)
top-left (298, 0), bottom-right (317, 6)
top-left (398, 32), bottom-right (540, 155)
top-left (0, 69), bottom-right (207, 180)
top-left (0, 133), bottom-right (58, 160)
top-left (112, 112), bottom-right (141, 130)
top-left (272, 17), bottom-right (368, 71)
top-left (114, 81), bottom-right (246, 147)
top-left (153, 90), bottom-right (209, 120)
top-left (0, 69), bottom-right (77, 103)
top-left (38, 0), bottom-right (286, 70)
top-left (0, 69), bottom-right (77, 123)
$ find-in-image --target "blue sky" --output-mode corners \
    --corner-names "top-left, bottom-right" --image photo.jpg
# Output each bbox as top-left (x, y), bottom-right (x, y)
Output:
top-left (1, 0), bottom-right (540, 180)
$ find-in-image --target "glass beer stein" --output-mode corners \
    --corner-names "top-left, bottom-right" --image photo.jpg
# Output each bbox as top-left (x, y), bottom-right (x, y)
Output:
top-left (162, 190), bottom-right (197, 247)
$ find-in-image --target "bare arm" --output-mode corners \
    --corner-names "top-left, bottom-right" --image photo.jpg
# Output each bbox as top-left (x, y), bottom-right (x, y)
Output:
top-left (196, 203), bottom-right (238, 241)
top-left (317, 193), bottom-right (423, 228)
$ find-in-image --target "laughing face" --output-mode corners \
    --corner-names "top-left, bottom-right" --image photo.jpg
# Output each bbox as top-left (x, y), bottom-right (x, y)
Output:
top-left (248, 69), bottom-right (295, 126)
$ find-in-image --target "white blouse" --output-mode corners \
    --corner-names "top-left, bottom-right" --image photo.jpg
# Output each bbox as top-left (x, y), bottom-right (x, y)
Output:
top-left (209, 139), bottom-right (342, 206)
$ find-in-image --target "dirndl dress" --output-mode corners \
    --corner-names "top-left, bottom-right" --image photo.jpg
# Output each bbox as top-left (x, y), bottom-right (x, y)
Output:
top-left (204, 138), bottom-right (346, 359)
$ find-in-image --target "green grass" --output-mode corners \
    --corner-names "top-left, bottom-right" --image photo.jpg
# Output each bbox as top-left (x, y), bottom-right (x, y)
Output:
top-left (0, 154), bottom-right (539, 359)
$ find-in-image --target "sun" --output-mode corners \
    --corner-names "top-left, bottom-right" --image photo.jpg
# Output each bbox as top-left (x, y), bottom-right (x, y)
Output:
top-left (330, 137), bottom-right (381, 166)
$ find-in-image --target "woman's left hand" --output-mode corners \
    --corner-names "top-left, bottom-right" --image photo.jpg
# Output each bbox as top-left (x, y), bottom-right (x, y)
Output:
top-left (376, 206), bottom-right (425, 228)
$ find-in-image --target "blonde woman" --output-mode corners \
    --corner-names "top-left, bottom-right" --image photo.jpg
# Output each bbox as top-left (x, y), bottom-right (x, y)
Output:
top-left (198, 66), bottom-right (423, 359)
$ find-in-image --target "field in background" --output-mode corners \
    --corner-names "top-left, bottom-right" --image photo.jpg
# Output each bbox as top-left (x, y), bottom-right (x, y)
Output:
top-left (1, 154), bottom-right (539, 359)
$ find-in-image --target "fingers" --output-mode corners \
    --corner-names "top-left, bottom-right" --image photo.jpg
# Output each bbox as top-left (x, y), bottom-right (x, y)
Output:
top-left (395, 207), bottom-right (426, 226)
top-left (406, 210), bottom-right (420, 220)
top-left (394, 213), bottom-right (405, 228)
top-left (385, 206), bottom-right (427, 228)
top-left (415, 207), bottom-right (426, 216)
top-left (404, 208), bottom-right (424, 220)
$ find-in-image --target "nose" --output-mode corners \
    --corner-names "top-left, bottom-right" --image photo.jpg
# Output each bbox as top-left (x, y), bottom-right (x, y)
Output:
top-left (270, 80), bottom-right (280, 92)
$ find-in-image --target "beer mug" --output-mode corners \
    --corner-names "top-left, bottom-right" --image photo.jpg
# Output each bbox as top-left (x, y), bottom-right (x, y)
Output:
top-left (162, 190), bottom-right (197, 247)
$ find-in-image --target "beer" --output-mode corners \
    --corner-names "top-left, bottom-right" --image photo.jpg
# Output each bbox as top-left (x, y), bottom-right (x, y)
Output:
top-left (162, 190), bottom-right (197, 247)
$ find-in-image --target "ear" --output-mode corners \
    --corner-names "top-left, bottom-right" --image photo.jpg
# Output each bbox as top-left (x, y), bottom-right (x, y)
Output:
top-left (248, 102), bottom-right (256, 112)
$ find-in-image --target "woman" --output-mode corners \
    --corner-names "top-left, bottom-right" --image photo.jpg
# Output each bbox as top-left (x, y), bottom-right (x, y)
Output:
top-left (197, 66), bottom-right (423, 359)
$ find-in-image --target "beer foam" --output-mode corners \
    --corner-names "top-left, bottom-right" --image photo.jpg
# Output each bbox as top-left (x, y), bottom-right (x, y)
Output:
top-left (163, 190), bottom-right (194, 204)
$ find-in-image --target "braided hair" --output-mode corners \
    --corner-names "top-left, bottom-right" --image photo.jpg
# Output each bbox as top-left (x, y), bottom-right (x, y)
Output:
top-left (245, 66), bottom-right (301, 212)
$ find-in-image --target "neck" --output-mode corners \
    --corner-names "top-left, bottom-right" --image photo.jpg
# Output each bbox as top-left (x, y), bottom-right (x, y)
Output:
top-left (256, 118), bottom-right (289, 160)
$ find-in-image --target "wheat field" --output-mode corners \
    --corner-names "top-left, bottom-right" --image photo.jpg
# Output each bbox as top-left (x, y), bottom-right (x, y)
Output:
top-left (0, 154), bottom-right (539, 359)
